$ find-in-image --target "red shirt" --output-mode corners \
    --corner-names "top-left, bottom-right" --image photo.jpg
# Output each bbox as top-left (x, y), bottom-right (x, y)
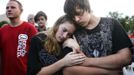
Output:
top-left (129, 35), bottom-right (134, 38)
top-left (128, 34), bottom-right (134, 46)
top-left (0, 22), bottom-right (37, 75)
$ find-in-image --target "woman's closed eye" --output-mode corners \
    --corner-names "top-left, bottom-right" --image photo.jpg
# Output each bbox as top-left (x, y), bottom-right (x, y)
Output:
top-left (63, 28), bottom-right (67, 32)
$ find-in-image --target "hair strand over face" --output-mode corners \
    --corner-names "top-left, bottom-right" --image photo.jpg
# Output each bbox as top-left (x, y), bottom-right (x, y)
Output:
top-left (43, 15), bottom-right (76, 55)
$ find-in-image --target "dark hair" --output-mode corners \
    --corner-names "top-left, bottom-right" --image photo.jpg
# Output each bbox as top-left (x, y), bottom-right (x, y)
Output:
top-left (10, 0), bottom-right (23, 12)
top-left (34, 11), bottom-right (47, 23)
top-left (64, 0), bottom-right (91, 18)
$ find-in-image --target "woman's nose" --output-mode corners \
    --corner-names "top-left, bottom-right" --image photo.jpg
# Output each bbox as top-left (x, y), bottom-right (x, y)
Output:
top-left (75, 16), bottom-right (80, 22)
top-left (63, 32), bottom-right (68, 39)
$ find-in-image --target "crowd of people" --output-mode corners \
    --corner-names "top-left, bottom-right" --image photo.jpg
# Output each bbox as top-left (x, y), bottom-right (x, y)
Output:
top-left (27, 10), bottom-right (48, 32)
top-left (0, 0), bottom-right (133, 75)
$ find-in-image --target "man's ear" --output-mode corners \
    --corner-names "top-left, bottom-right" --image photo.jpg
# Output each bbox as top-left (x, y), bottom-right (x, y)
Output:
top-left (21, 8), bottom-right (23, 12)
top-left (20, 8), bottom-right (23, 14)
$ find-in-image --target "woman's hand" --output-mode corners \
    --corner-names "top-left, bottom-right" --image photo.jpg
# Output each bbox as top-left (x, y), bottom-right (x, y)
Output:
top-left (61, 52), bottom-right (86, 67)
top-left (63, 36), bottom-right (81, 53)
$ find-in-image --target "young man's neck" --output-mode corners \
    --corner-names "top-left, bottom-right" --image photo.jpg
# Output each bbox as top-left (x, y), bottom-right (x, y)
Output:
top-left (10, 18), bottom-right (23, 27)
top-left (86, 15), bottom-right (100, 30)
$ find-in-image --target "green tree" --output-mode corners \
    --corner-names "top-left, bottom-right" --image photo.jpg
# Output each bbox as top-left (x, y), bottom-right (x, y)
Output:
top-left (0, 21), bottom-right (8, 27)
top-left (107, 11), bottom-right (134, 32)
top-left (108, 11), bottom-right (123, 20)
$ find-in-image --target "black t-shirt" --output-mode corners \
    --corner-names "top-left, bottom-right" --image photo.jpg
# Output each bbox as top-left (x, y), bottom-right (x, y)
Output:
top-left (27, 33), bottom-right (72, 75)
top-left (74, 17), bottom-right (132, 57)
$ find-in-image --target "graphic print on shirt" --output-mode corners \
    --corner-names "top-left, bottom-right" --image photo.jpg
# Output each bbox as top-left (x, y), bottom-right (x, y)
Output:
top-left (74, 18), bottom-right (113, 57)
top-left (17, 34), bottom-right (28, 58)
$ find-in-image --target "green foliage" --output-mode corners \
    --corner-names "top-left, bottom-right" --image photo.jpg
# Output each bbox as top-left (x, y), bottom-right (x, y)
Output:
top-left (108, 11), bottom-right (123, 19)
top-left (0, 21), bottom-right (8, 27)
top-left (107, 11), bottom-right (134, 32)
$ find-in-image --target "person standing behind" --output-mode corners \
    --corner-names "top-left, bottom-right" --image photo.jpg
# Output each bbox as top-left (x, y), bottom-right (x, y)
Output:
top-left (34, 11), bottom-right (47, 32)
top-left (27, 14), bottom-right (38, 30)
top-left (63, 0), bottom-right (133, 75)
top-left (0, 0), bottom-right (37, 75)
top-left (27, 14), bottom-right (35, 25)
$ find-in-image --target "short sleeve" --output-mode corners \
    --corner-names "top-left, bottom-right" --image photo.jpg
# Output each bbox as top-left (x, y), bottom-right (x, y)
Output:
top-left (112, 19), bottom-right (133, 52)
top-left (0, 28), bottom-right (2, 50)
top-left (28, 25), bottom-right (38, 39)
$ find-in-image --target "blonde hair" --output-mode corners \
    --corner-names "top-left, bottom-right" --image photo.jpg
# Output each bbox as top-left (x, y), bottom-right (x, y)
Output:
top-left (43, 15), bottom-right (76, 55)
